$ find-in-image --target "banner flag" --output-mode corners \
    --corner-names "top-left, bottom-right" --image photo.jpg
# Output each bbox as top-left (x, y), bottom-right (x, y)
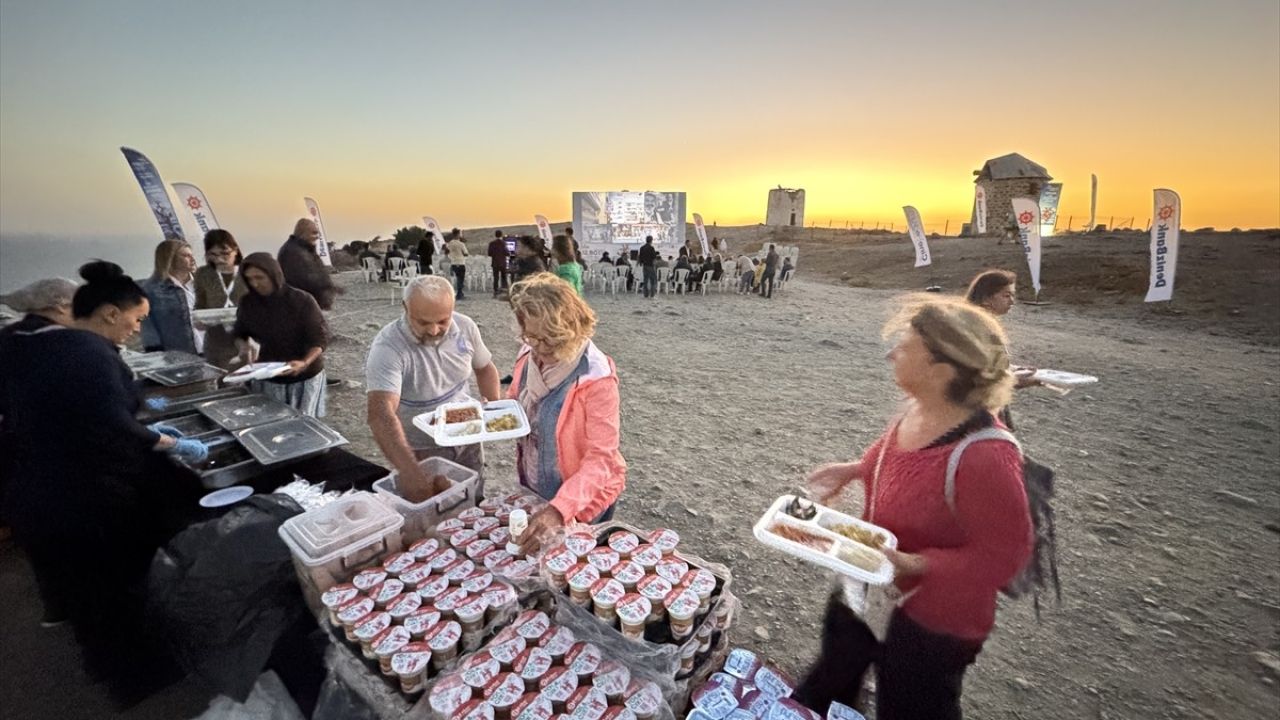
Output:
top-left (421, 216), bottom-right (445, 253)
top-left (1012, 197), bottom-right (1043, 295)
top-left (1144, 189), bottom-right (1181, 303)
top-left (1088, 174), bottom-right (1098, 232)
top-left (974, 186), bottom-right (988, 235)
top-left (303, 197), bottom-right (332, 267)
top-left (171, 183), bottom-right (220, 235)
top-left (902, 206), bottom-right (931, 268)
top-left (120, 147), bottom-right (185, 241)
top-left (693, 213), bottom-right (710, 257)
top-left (1038, 182), bottom-right (1063, 237)
top-left (534, 215), bottom-right (554, 244)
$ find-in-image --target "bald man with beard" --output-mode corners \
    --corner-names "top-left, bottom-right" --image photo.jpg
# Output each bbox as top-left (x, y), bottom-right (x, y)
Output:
top-left (278, 218), bottom-right (341, 311)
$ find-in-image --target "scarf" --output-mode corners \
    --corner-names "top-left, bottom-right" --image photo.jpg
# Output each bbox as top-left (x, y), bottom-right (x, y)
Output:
top-left (517, 340), bottom-right (588, 417)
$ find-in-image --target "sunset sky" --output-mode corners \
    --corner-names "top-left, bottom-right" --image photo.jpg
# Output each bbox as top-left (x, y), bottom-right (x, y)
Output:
top-left (1, 0), bottom-right (1277, 248)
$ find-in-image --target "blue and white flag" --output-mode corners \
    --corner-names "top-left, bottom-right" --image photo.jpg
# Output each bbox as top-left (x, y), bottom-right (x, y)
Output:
top-left (171, 182), bottom-right (220, 235)
top-left (1145, 189), bottom-right (1181, 302)
top-left (1012, 197), bottom-right (1043, 295)
top-left (121, 147), bottom-right (185, 241)
top-left (902, 206), bottom-right (931, 268)
top-left (1038, 182), bottom-right (1063, 237)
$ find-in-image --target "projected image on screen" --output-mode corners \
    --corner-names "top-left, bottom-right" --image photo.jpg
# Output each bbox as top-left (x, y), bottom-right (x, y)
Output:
top-left (573, 191), bottom-right (686, 259)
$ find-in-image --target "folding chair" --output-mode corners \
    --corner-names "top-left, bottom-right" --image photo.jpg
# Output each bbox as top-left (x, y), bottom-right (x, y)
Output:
top-left (360, 257), bottom-right (379, 283)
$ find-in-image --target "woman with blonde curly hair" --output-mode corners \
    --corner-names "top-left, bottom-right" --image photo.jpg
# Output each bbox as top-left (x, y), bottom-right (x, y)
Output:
top-left (507, 274), bottom-right (626, 553)
top-left (797, 294), bottom-right (1032, 720)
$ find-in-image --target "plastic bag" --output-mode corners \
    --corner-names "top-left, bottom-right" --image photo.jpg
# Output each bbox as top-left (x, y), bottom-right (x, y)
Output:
top-left (194, 671), bottom-right (306, 720)
top-left (311, 669), bottom-right (381, 720)
top-left (146, 494), bottom-right (306, 701)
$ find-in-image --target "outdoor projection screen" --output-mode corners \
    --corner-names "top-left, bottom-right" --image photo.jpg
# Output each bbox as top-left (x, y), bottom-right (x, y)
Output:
top-left (572, 191), bottom-right (687, 259)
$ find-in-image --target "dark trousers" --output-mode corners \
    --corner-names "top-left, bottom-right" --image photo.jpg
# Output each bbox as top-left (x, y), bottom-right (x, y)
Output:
top-left (795, 594), bottom-right (982, 720)
top-left (451, 264), bottom-right (466, 298)
top-left (642, 265), bottom-right (658, 297)
top-left (492, 265), bottom-right (508, 294)
top-left (762, 269), bottom-right (776, 298)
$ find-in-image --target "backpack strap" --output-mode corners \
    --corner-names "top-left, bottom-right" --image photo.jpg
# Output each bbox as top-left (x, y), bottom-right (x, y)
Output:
top-left (944, 428), bottom-right (1021, 513)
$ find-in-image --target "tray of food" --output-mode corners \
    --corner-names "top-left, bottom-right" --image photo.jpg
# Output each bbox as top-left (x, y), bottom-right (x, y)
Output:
top-left (753, 495), bottom-right (896, 586)
top-left (1030, 368), bottom-right (1098, 386)
top-left (223, 361), bottom-right (292, 384)
top-left (191, 307), bottom-right (239, 327)
top-left (411, 399), bottom-right (531, 447)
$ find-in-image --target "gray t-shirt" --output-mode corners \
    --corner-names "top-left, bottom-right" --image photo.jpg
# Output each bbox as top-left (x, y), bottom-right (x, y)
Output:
top-left (365, 313), bottom-right (493, 448)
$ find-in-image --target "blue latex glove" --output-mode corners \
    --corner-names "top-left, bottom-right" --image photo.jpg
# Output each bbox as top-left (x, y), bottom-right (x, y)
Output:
top-left (170, 438), bottom-right (209, 464)
top-left (145, 396), bottom-right (170, 412)
top-left (149, 423), bottom-right (184, 439)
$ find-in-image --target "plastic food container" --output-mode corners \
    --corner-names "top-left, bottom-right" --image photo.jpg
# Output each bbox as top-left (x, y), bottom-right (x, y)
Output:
top-left (591, 661), bottom-right (630, 702)
top-left (565, 686), bottom-right (610, 720)
top-left (624, 679), bottom-right (663, 720)
top-left (512, 693), bottom-right (554, 720)
top-left (754, 666), bottom-right (795, 700)
top-left (488, 527), bottom-right (510, 547)
top-left (430, 672), bottom-right (473, 717)
top-left (353, 567), bottom-right (388, 592)
top-left (615, 594), bottom-right (652, 640)
top-left (512, 610), bottom-right (552, 641)
top-left (461, 651), bottom-right (502, 692)
top-left (602, 707), bottom-right (638, 720)
top-left (664, 588), bottom-right (700, 640)
top-left (753, 495), bottom-right (897, 586)
top-left (436, 586), bottom-right (471, 617)
top-left (445, 558), bottom-right (479, 584)
top-left (417, 574), bottom-right (451, 602)
top-left (427, 548), bottom-right (461, 571)
top-left (336, 596), bottom-right (375, 640)
top-left (462, 570), bottom-right (495, 594)
top-left (647, 528), bottom-right (680, 555)
top-left (590, 578), bottom-right (625, 625)
top-left (414, 399), bottom-right (531, 447)
top-left (586, 547), bottom-right (620, 576)
top-left (399, 562), bottom-right (434, 588)
top-left (388, 590), bottom-right (424, 620)
top-left (612, 561), bottom-right (644, 592)
top-left (452, 699), bottom-right (497, 720)
top-left (320, 583), bottom-right (359, 625)
top-left (467, 539), bottom-right (498, 562)
top-left (607, 531), bottom-right (639, 558)
top-left (636, 575), bottom-right (672, 623)
top-left (277, 493), bottom-right (404, 612)
top-left (482, 582), bottom-right (519, 623)
top-left (403, 606), bottom-right (442, 639)
top-left (724, 649), bottom-right (761, 682)
top-left (542, 545), bottom-right (577, 588)
top-left (409, 537), bottom-right (441, 560)
top-left (488, 628), bottom-right (528, 668)
top-left (371, 578), bottom-right (406, 608)
top-left (630, 544), bottom-right (662, 570)
top-left (383, 551), bottom-right (417, 576)
top-left (564, 641), bottom-right (602, 678)
top-left (456, 595), bottom-right (491, 649)
top-left (452, 529), bottom-right (481, 550)
top-left (474, 516), bottom-right (501, 535)
top-left (678, 640), bottom-right (697, 674)
top-left (566, 564), bottom-right (601, 607)
top-left (354, 611), bottom-right (393, 656)
top-left (437, 518), bottom-right (468, 539)
top-left (485, 550), bottom-right (515, 573)
top-left (512, 646), bottom-right (554, 690)
top-left (682, 569), bottom-right (717, 611)
top-left (374, 625), bottom-right (413, 676)
top-left (537, 625), bottom-right (576, 661)
top-left (692, 678), bottom-right (739, 719)
top-left (537, 666), bottom-right (579, 711)
top-left (564, 531), bottom-right (597, 557)
top-left (373, 455), bottom-right (480, 543)
top-left (695, 620), bottom-right (713, 653)
top-left (392, 641), bottom-right (433, 694)
top-left (485, 673), bottom-right (526, 720)
top-left (504, 558), bottom-right (538, 580)
top-left (654, 557), bottom-right (689, 586)
top-left (425, 619), bottom-right (463, 669)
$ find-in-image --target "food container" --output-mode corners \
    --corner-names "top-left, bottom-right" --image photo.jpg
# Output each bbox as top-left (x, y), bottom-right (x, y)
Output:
top-left (452, 529), bottom-right (481, 550)
top-left (542, 545), bottom-right (577, 589)
top-left (235, 415), bottom-right (348, 466)
top-left (484, 550), bottom-right (515, 573)
top-left (427, 548), bottom-right (461, 572)
top-left (354, 568), bottom-right (389, 592)
top-left (445, 558), bottom-right (479, 584)
top-left (400, 562), bottom-right (434, 588)
top-left (278, 493), bottom-right (404, 613)
top-left (611, 561), bottom-right (644, 592)
top-left (456, 595), bottom-right (491, 649)
top-left (607, 531), bottom-right (639, 558)
top-left (512, 610), bottom-right (552, 642)
top-left (692, 677), bottom-right (739, 719)
top-left (537, 666), bottom-right (579, 712)
top-left (647, 529), bottom-right (680, 555)
top-left (467, 539), bottom-right (498, 562)
top-left (392, 641), bottom-right (433, 694)
top-left (436, 586), bottom-right (471, 617)
top-left (753, 495), bottom-right (897, 586)
top-left (826, 701), bottom-right (867, 720)
top-left (565, 686), bottom-right (609, 720)
top-left (383, 552), bottom-right (417, 576)
top-left (462, 569), bottom-right (495, 594)
top-left (482, 582), bottom-right (519, 623)
top-left (665, 587), bottom-right (700, 640)
top-left (474, 516), bottom-right (501, 535)
top-left (679, 641), bottom-right (697, 674)
top-left (654, 557), bottom-right (689, 586)
top-left (374, 625), bottom-right (413, 676)
top-left (461, 651), bottom-right (503, 693)
top-left (586, 547), bottom-right (620, 576)
top-left (767, 698), bottom-right (819, 720)
top-left (591, 661), bottom-right (630, 702)
top-left (615, 594), bottom-right (652, 640)
top-left (623, 679), bottom-right (663, 720)
top-left (695, 620), bottom-right (713, 653)
top-left (602, 708), bottom-right (638, 720)
top-left (418, 574), bottom-right (451, 602)
top-left (489, 527), bottom-right (511, 547)
top-left (320, 583), bottom-right (359, 625)
top-left (636, 575), bottom-right (672, 623)
top-left (374, 455), bottom-right (480, 542)
top-left (403, 606), bottom-right (443, 639)
top-left (590, 578), bottom-right (625, 625)
top-left (425, 619), bottom-right (463, 669)
top-left (388, 590), bottom-right (424, 620)
top-left (738, 689), bottom-right (773, 717)
top-left (754, 666), bottom-right (795, 700)
top-left (453, 699), bottom-right (497, 720)
top-left (564, 531), bottom-right (597, 558)
top-left (437, 518), bottom-right (468, 540)
top-left (458, 507), bottom-right (487, 526)
top-left (630, 544), bottom-right (662, 570)
top-left (430, 673), bottom-right (473, 717)
top-left (682, 569), bottom-right (717, 612)
top-left (512, 693), bottom-right (554, 720)
top-left (566, 564), bottom-right (601, 607)
top-left (410, 537), bottom-right (442, 560)
top-left (336, 597), bottom-right (375, 640)
top-left (724, 649), bottom-right (761, 682)
top-left (197, 393), bottom-right (299, 431)
top-left (504, 559), bottom-right (538, 580)
top-left (354, 611), bottom-right (393, 657)
top-left (537, 625), bottom-right (576, 661)
top-left (564, 641), bottom-right (602, 678)
top-left (370, 578), bottom-right (406, 608)
top-left (512, 646), bottom-right (554, 690)
top-left (488, 628), bottom-right (528, 668)
top-left (485, 673), bottom-right (527, 720)
top-left (413, 399), bottom-right (531, 447)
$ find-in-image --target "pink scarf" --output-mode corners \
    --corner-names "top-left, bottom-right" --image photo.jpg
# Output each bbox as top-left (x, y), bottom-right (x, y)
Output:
top-left (517, 341), bottom-right (589, 417)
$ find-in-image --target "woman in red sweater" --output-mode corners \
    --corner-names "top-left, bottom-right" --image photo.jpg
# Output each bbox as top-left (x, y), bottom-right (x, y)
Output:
top-left (797, 295), bottom-right (1033, 720)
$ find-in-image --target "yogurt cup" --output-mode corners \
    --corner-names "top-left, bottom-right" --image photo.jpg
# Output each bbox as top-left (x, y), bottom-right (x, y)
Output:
top-left (647, 529), bottom-right (680, 555)
top-left (506, 542), bottom-right (525, 559)
top-left (630, 544), bottom-right (662, 570)
top-left (682, 569), bottom-right (717, 611)
top-left (564, 530), bottom-right (597, 558)
top-left (695, 619), bottom-right (714, 653)
top-left (482, 582), bottom-right (519, 622)
top-left (766, 698), bottom-right (819, 720)
top-left (430, 672), bottom-right (473, 717)
top-left (459, 507), bottom-right (487, 526)
top-left (754, 666), bottom-right (795, 700)
top-left (536, 625), bottom-right (576, 661)
top-left (425, 619), bottom-right (463, 669)
top-left (611, 561), bottom-right (645, 592)
top-left (586, 547), bottom-right (620, 576)
top-left (461, 651), bottom-right (502, 692)
top-left (601, 708), bottom-right (638, 720)
top-left (512, 693), bottom-right (554, 720)
top-left (427, 547), bottom-right (461, 572)
top-left (462, 569), bottom-right (496, 594)
top-left (354, 611), bottom-right (393, 656)
top-left (738, 689), bottom-right (774, 717)
top-left (512, 646), bottom-right (554, 690)
top-left (654, 557), bottom-right (689, 586)
top-left (474, 516), bottom-right (501, 535)
top-left (371, 578), bottom-right (406, 608)
top-left (692, 677), bottom-right (739, 719)
top-left (590, 578), bottom-right (625, 625)
top-left (388, 590), bottom-right (424, 620)
top-left (467, 539), bottom-right (498, 562)
top-left (495, 507), bottom-right (514, 525)
top-left (383, 551), bottom-right (417, 576)
top-left (488, 629), bottom-right (528, 668)
top-left (453, 699), bottom-right (496, 720)
top-left (336, 596), bottom-right (376, 640)
top-left (615, 594), bottom-right (652, 640)
top-left (391, 641), bottom-right (432, 694)
top-left (607, 531), bottom-right (639, 558)
top-left (489, 527), bottom-right (512, 547)
top-left (826, 701), bottom-right (866, 720)
top-left (320, 583), bottom-right (359, 625)
top-left (485, 673), bottom-right (526, 720)
top-left (504, 558), bottom-right (538, 580)
top-left (591, 660), bottom-right (630, 702)
top-left (480, 496), bottom-right (506, 513)
top-left (403, 606), bottom-right (443, 638)
top-left (714, 600), bottom-right (733, 631)
top-left (678, 640), bottom-right (697, 674)
top-left (512, 609), bottom-right (552, 641)
top-left (451, 528), bottom-right (480, 550)
top-left (456, 594), bottom-right (491, 634)
top-left (409, 537), bottom-right (441, 560)
top-left (664, 587), bottom-right (700, 640)
top-left (566, 563), bottom-right (601, 607)
top-left (636, 575), bottom-right (672, 623)
top-left (537, 666), bottom-right (579, 711)
top-left (484, 549), bottom-right (516, 573)
top-left (542, 545), bottom-right (578, 588)
top-left (445, 558), bottom-right (479, 584)
top-left (565, 686), bottom-right (609, 720)
top-left (374, 625), bottom-right (412, 676)
top-left (564, 641), bottom-right (602, 678)
top-left (724, 648), bottom-right (760, 682)
top-left (623, 679), bottom-right (663, 720)
top-left (436, 586), bottom-right (471, 616)
top-left (352, 568), bottom-right (388, 592)
top-left (399, 562), bottom-right (434, 588)
top-left (436, 518), bottom-right (467, 539)
top-left (418, 574), bottom-right (452, 602)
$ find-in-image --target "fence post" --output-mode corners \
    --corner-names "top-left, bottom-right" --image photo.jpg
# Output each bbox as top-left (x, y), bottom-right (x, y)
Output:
top-left (944, 220), bottom-right (949, 236)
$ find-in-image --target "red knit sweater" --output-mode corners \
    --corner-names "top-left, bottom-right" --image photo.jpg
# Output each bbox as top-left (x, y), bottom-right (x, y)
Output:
top-left (858, 425), bottom-right (1032, 642)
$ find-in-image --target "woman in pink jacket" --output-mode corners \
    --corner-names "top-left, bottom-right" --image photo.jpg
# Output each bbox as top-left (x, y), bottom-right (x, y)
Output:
top-left (507, 274), bottom-right (627, 553)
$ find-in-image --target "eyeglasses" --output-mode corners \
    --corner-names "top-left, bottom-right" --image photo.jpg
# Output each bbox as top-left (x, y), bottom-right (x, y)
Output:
top-left (521, 333), bottom-right (560, 348)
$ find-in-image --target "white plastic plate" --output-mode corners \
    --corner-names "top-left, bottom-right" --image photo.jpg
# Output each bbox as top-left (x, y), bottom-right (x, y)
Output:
top-left (223, 362), bottom-right (291, 384)
top-left (753, 495), bottom-right (897, 586)
top-left (200, 485), bottom-right (254, 508)
top-left (411, 399), bottom-right (531, 447)
top-left (1031, 368), bottom-right (1098, 386)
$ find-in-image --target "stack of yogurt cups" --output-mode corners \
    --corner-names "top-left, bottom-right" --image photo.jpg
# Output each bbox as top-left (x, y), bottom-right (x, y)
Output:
top-left (686, 649), bottom-right (865, 720)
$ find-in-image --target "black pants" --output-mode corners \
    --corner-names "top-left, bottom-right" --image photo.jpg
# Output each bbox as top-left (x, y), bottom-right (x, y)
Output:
top-left (492, 265), bottom-right (508, 294)
top-left (795, 593), bottom-right (982, 720)
top-left (643, 266), bottom-right (658, 297)
top-left (451, 264), bottom-right (466, 298)
top-left (762, 270), bottom-right (776, 298)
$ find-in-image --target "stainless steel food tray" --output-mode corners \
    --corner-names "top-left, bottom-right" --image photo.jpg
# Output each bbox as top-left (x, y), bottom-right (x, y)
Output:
top-left (234, 416), bottom-right (348, 466)
top-left (123, 350), bottom-right (205, 374)
top-left (197, 394), bottom-right (299, 431)
top-left (143, 363), bottom-right (226, 387)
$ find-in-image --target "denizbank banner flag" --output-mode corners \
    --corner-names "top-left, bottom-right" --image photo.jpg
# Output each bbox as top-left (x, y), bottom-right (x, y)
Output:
top-left (902, 206), bottom-right (931, 267)
top-left (422, 217), bottom-right (444, 251)
top-left (1145, 189), bottom-right (1181, 303)
top-left (693, 213), bottom-right (710, 257)
top-left (974, 186), bottom-right (988, 234)
top-left (303, 197), bottom-right (333, 267)
top-left (534, 215), bottom-right (554, 244)
top-left (1012, 197), bottom-right (1043, 295)
top-left (1089, 174), bottom-right (1098, 232)
top-left (171, 183), bottom-right (220, 235)
top-left (1038, 182), bottom-right (1063, 237)
top-left (120, 147), bottom-right (185, 241)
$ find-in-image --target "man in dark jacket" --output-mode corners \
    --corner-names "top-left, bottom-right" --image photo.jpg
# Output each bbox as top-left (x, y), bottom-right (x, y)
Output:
top-left (762, 243), bottom-right (780, 299)
top-left (637, 236), bottom-right (659, 298)
top-left (277, 218), bottom-right (339, 310)
top-left (487, 230), bottom-right (510, 297)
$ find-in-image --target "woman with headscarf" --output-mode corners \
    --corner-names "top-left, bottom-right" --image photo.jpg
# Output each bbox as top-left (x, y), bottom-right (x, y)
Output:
top-left (194, 229), bottom-right (249, 368)
top-left (234, 253), bottom-right (329, 416)
top-left (796, 295), bottom-right (1032, 720)
top-left (140, 239), bottom-right (201, 353)
top-left (507, 275), bottom-right (626, 554)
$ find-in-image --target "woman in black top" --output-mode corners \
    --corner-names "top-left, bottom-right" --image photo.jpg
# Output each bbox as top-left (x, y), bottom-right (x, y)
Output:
top-left (511, 235), bottom-right (548, 283)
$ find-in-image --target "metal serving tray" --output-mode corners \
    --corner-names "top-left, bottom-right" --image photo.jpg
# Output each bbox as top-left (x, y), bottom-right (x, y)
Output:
top-left (143, 363), bottom-right (226, 387)
top-left (197, 394), bottom-right (300, 431)
top-left (123, 350), bottom-right (205, 374)
top-left (234, 416), bottom-right (348, 466)
top-left (163, 412), bottom-right (223, 438)
top-left (188, 434), bottom-right (264, 490)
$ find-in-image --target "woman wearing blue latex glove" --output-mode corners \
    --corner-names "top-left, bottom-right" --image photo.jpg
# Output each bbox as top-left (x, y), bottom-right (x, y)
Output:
top-left (148, 423), bottom-right (183, 439)
top-left (170, 438), bottom-right (209, 464)
top-left (144, 396), bottom-right (170, 412)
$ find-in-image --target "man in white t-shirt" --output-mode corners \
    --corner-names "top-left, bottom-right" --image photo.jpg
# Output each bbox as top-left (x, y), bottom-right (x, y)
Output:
top-left (366, 275), bottom-right (500, 501)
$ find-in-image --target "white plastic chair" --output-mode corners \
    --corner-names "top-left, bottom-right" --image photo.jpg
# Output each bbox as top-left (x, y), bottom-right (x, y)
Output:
top-left (607, 266), bottom-right (629, 295)
top-left (696, 271), bottom-right (712, 296)
top-left (391, 260), bottom-right (419, 302)
top-left (592, 263), bottom-right (614, 292)
top-left (387, 257), bottom-right (406, 282)
top-left (360, 257), bottom-right (379, 283)
top-left (671, 269), bottom-right (690, 295)
top-left (654, 267), bottom-right (671, 294)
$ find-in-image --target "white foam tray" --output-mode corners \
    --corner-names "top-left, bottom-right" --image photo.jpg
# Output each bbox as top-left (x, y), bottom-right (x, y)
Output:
top-left (411, 399), bottom-right (531, 447)
top-left (753, 495), bottom-right (897, 586)
top-left (1031, 368), bottom-right (1098, 386)
top-left (222, 361), bottom-right (292, 384)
